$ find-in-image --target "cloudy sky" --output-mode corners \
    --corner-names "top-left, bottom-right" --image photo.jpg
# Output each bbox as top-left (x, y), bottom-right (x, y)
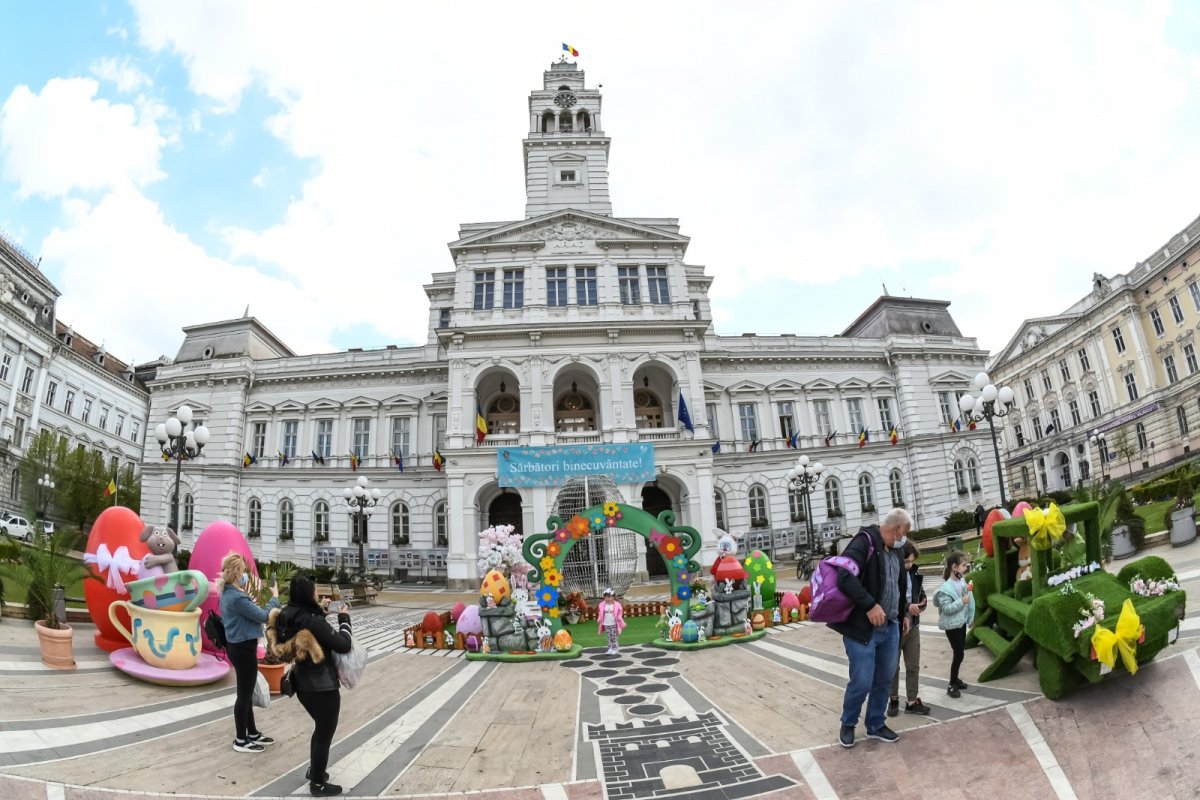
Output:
top-left (2, 2), bottom-right (1199, 367)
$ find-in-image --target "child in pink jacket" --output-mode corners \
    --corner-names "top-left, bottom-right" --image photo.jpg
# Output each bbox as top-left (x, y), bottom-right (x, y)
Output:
top-left (597, 588), bottom-right (626, 654)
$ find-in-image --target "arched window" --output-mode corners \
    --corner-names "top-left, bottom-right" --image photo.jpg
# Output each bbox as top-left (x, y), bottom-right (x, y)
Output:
top-left (279, 499), bottom-right (294, 540)
top-left (858, 474), bottom-right (875, 512)
top-left (486, 393), bottom-right (521, 434)
top-left (825, 478), bottom-right (843, 517)
top-left (555, 387), bottom-right (596, 432)
top-left (889, 469), bottom-right (904, 507)
top-left (313, 500), bottom-right (330, 542)
top-left (434, 501), bottom-right (448, 547)
top-left (748, 485), bottom-right (769, 528)
top-left (1080, 458), bottom-right (1090, 480)
top-left (541, 110), bottom-right (556, 132)
top-left (392, 501), bottom-right (410, 545)
top-left (634, 388), bottom-right (664, 428)
top-left (182, 493), bottom-right (194, 530)
top-left (248, 498), bottom-right (262, 538)
top-left (967, 458), bottom-right (980, 490)
top-left (954, 459), bottom-right (966, 493)
top-left (714, 490), bottom-right (727, 531)
top-left (789, 487), bottom-right (806, 521)
top-left (10, 469), bottom-right (20, 501)
top-left (1136, 422), bottom-right (1148, 450)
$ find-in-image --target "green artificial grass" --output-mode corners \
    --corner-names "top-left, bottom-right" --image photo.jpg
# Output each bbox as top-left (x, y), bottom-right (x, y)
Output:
top-left (466, 644), bottom-right (583, 662)
top-left (1115, 555), bottom-right (1178, 585)
top-left (651, 629), bottom-right (768, 650)
top-left (561, 614), bottom-right (662, 648)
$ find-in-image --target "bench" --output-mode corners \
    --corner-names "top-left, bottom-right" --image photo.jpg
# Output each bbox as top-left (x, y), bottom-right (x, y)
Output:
top-left (350, 583), bottom-right (378, 606)
top-left (314, 584), bottom-right (336, 605)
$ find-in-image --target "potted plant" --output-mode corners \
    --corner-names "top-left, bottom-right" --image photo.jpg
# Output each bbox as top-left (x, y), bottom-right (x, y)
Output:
top-left (1164, 473), bottom-right (1197, 547)
top-left (1110, 487), bottom-right (1145, 560)
top-left (23, 529), bottom-right (87, 668)
top-left (256, 562), bottom-right (296, 693)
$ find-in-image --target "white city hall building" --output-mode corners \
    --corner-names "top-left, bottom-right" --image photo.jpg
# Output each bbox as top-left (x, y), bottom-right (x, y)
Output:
top-left (143, 61), bottom-right (994, 587)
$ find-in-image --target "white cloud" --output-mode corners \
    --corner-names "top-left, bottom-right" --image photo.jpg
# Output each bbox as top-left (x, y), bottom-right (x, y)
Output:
top-left (90, 56), bottom-right (151, 93)
top-left (251, 167), bottom-right (268, 188)
top-left (0, 78), bottom-right (166, 198)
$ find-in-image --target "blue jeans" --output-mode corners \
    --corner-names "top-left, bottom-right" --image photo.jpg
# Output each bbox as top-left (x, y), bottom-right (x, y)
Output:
top-left (840, 621), bottom-right (900, 731)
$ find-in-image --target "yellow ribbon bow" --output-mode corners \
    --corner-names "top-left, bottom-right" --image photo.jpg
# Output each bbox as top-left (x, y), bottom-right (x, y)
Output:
top-left (1025, 502), bottom-right (1067, 550)
top-left (1091, 598), bottom-right (1144, 675)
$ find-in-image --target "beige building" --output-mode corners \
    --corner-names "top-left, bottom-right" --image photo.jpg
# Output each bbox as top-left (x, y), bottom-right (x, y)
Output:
top-left (991, 212), bottom-right (1200, 497)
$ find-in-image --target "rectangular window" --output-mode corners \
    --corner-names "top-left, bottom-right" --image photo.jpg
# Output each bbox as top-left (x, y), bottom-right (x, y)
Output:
top-left (575, 266), bottom-right (597, 305)
top-left (64, 390), bottom-right (75, 416)
top-left (813, 399), bottom-right (832, 436)
top-left (1069, 399), bottom-right (1082, 427)
top-left (846, 398), bottom-right (865, 433)
top-left (1165, 355), bottom-right (1179, 384)
top-left (1169, 295), bottom-right (1184, 325)
top-left (1041, 369), bottom-right (1052, 392)
top-left (1059, 359), bottom-right (1070, 382)
top-left (438, 308), bottom-right (451, 328)
top-left (1178, 405), bottom-right (1190, 436)
top-left (352, 418), bottom-right (370, 460)
top-left (251, 422), bottom-right (266, 459)
top-left (1078, 347), bottom-right (1091, 372)
top-left (1033, 415), bottom-right (1043, 441)
top-left (473, 270), bottom-right (495, 310)
top-left (876, 397), bottom-right (894, 431)
top-left (502, 268), bottom-right (524, 309)
top-left (706, 403), bottom-right (719, 439)
top-left (546, 267), bottom-right (568, 307)
top-left (1088, 390), bottom-right (1101, 418)
top-left (1112, 326), bottom-right (1126, 354)
top-left (1050, 408), bottom-right (1062, 432)
top-left (82, 398), bottom-right (92, 424)
top-left (20, 366), bottom-right (34, 394)
top-left (391, 416), bottom-right (411, 458)
top-left (0, 352), bottom-right (10, 382)
top-left (1186, 343), bottom-right (1199, 374)
top-left (13, 416), bottom-right (25, 447)
top-left (938, 391), bottom-right (957, 425)
top-left (99, 406), bottom-right (109, 430)
top-left (316, 419), bottom-right (333, 458)
top-left (1023, 378), bottom-right (1035, 402)
top-left (737, 403), bottom-right (759, 443)
top-left (1191, 281), bottom-right (1200, 312)
top-left (282, 420), bottom-right (298, 458)
top-left (433, 414), bottom-right (446, 453)
top-left (131, 421), bottom-right (140, 443)
top-left (1015, 421), bottom-right (1026, 447)
top-left (1124, 372), bottom-right (1139, 402)
top-left (116, 415), bottom-right (125, 437)
top-left (777, 402), bottom-right (795, 439)
top-left (1150, 308), bottom-right (1165, 336)
top-left (646, 265), bottom-right (670, 304)
top-left (559, 169), bottom-right (576, 182)
top-left (618, 266), bottom-right (641, 305)
top-left (44, 381), bottom-right (57, 406)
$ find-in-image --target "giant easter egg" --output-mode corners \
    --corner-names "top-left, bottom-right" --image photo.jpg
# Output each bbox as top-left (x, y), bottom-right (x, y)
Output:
top-left (422, 611), bottom-right (444, 633)
top-left (1011, 501), bottom-right (1032, 519)
top-left (191, 520), bottom-right (259, 653)
top-left (480, 570), bottom-right (511, 604)
top-left (84, 506), bottom-right (151, 651)
top-left (780, 591), bottom-right (800, 618)
top-left (553, 628), bottom-right (573, 652)
top-left (450, 601), bottom-right (466, 623)
top-left (681, 619), bottom-right (700, 643)
top-left (798, 583), bottom-right (812, 605)
top-left (456, 604), bottom-right (483, 636)
top-left (982, 508), bottom-right (1010, 557)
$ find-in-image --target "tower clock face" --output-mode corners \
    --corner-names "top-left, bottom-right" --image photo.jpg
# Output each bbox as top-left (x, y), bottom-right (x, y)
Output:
top-left (553, 91), bottom-right (577, 108)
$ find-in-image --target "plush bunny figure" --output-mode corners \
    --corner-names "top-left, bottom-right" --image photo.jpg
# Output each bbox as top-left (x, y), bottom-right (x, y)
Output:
top-left (1014, 537), bottom-right (1033, 582)
top-left (139, 523), bottom-right (180, 577)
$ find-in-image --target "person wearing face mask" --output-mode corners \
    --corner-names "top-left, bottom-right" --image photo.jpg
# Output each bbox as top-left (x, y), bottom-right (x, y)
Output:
top-left (831, 507), bottom-right (912, 748)
top-left (933, 550), bottom-right (975, 698)
top-left (888, 540), bottom-right (930, 717)
top-left (218, 552), bottom-right (280, 753)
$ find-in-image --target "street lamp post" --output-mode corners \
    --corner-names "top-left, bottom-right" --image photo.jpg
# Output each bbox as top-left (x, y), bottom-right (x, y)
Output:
top-left (1089, 430), bottom-right (1108, 485)
top-left (784, 455), bottom-right (825, 553)
top-left (154, 405), bottom-right (210, 531)
top-left (35, 473), bottom-right (55, 525)
top-left (343, 475), bottom-right (381, 583)
top-left (958, 372), bottom-right (1016, 508)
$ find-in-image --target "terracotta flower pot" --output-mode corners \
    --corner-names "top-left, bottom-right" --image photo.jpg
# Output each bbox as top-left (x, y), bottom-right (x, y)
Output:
top-left (35, 620), bottom-right (76, 670)
top-left (257, 661), bottom-right (287, 694)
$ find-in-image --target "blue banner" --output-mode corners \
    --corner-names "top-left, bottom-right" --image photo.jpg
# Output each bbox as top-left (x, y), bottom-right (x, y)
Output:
top-left (497, 443), bottom-right (656, 487)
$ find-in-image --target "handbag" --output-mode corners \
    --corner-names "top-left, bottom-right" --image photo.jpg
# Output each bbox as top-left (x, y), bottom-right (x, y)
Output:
top-left (278, 667), bottom-right (295, 697)
top-left (252, 671), bottom-right (271, 709)
top-left (333, 639), bottom-right (367, 689)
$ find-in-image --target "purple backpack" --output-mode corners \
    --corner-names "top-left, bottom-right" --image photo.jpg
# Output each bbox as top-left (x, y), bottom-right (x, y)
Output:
top-left (808, 532), bottom-right (875, 624)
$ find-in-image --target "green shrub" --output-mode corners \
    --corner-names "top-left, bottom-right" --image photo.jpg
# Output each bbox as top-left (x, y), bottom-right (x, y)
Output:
top-left (910, 527), bottom-right (944, 542)
top-left (942, 509), bottom-right (976, 536)
top-left (1113, 488), bottom-right (1146, 550)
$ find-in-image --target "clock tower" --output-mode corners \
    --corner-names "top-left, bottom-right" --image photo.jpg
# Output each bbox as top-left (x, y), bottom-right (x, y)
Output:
top-left (524, 59), bottom-right (612, 218)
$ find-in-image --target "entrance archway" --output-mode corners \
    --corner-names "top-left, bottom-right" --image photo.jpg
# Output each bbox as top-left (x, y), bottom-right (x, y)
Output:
top-left (641, 484), bottom-right (672, 577)
top-left (489, 492), bottom-right (523, 535)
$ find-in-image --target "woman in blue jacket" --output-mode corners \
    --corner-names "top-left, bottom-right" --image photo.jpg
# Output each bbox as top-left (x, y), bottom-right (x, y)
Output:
top-left (218, 552), bottom-right (279, 753)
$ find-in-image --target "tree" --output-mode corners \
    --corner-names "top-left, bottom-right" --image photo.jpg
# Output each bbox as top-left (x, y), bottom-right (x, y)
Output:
top-left (55, 446), bottom-right (110, 530)
top-left (1112, 428), bottom-right (1138, 480)
top-left (17, 430), bottom-right (59, 520)
top-left (115, 463), bottom-right (142, 514)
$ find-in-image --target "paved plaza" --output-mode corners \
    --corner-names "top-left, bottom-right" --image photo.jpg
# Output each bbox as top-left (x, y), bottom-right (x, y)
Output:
top-left (2, 543), bottom-right (1200, 800)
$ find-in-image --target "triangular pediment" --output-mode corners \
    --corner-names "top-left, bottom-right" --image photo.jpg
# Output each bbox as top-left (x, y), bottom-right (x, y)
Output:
top-left (382, 393), bottom-right (422, 409)
top-left (344, 396), bottom-right (379, 410)
top-left (276, 400), bottom-right (306, 413)
top-left (869, 377), bottom-right (896, 389)
top-left (766, 379), bottom-right (804, 394)
top-left (991, 314), bottom-right (1080, 369)
top-left (837, 378), bottom-right (869, 391)
top-left (449, 209), bottom-right (689, 251)
top-left (726, 380), bottom-right (766, 395)
top-left (245, 401), bottom-right (274, 414)
top-left (309, 398), bottom-right (341, 411)
top-left (805, 378), bottom-right (836, 392)
top-left (928, 370), bottom-right (972, 387)
top-left (175, 400), bottom-right (213, 415)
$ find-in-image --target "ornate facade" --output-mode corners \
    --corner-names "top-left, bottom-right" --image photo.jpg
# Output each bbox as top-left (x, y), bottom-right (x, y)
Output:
top-left (142, 61), bottom-right (994, 587)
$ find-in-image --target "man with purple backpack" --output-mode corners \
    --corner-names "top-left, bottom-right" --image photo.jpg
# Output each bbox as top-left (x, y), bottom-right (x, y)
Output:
top-left (827, 507), bottom-right (911, 748)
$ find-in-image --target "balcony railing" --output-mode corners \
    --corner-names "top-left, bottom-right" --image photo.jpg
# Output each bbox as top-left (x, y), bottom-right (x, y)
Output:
top-left (638, 428), bottom-right (680, 442)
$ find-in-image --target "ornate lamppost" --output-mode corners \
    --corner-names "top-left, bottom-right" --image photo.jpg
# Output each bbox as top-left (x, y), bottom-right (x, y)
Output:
top-left (784, 454), bottom-right (825, 553)
top-left (343, 475), bottom-right (381, 582)
top-left (1089, 429), bottom-right (1108, 483)
top-left (35, 472), bottom-right (55, 527)
top-left (154, 405), bottom-right (210, 531)
top-left (958, 372), bottom-right (1016, 507)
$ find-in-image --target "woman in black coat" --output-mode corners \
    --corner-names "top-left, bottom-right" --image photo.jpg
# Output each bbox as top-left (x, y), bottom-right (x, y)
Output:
top-left (267, 574), bottom-right (352, 797)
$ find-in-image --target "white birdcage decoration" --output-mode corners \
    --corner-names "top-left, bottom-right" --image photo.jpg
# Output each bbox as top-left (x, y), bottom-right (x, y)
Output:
top-left (552, 475), bottom-right (639, 600)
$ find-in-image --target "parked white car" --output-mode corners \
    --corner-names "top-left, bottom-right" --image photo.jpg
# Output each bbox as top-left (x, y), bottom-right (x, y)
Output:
top-left (1, 515), bottom-right (33, 541)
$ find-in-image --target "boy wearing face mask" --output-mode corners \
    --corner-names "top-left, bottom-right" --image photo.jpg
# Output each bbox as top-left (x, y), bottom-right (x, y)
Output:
top-left (218, 552), bottom-right (280, 753)
top-left (933, 550), bottom-right (975, 698)
top-left (888, 541), bottom-right (930, 716)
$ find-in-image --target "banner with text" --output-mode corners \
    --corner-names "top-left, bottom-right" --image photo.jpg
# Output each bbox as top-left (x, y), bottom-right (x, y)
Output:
top-left (497, 443), bottom-right (655, 487)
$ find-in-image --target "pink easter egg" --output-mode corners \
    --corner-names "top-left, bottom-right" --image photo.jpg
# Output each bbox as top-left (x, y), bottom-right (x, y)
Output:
top-left (1011, 501), bottom-right (1032, 519)
top-left (456, 604), bottom-right (483, 636)
top-left (190, 520), bottom-right (260, 653)
top-left (450, 601), bottom-right (466, 623)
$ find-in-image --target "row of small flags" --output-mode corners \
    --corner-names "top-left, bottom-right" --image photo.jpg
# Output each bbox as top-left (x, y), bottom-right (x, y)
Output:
top-left (242, 450), bottom-right (444, 472)
top-left (949, 417), bottom-right (978, 432)
top-left (710, 426), bottom-right (902, 454)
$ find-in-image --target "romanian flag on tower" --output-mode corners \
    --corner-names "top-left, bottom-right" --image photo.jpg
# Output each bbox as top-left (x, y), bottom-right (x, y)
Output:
top-left (476, 404), bottom-right (488, 445)
top-left (562, 43), bottom-right (579, 57)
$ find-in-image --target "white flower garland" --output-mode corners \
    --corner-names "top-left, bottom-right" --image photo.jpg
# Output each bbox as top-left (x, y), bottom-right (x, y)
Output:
top-left (1060, 583), bottom-right (1106, 639)
top-left (1129, 574), bottom-right (1180, 597)
top-left (1046, 561), bottom-right (1102, 588)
